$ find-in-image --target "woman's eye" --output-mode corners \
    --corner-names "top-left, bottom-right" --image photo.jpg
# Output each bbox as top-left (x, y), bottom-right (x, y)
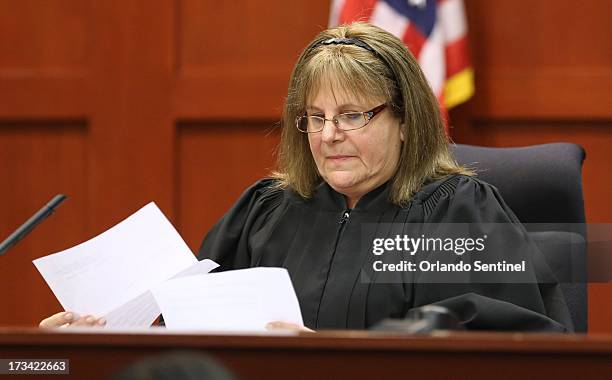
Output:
top-left (344, 113), bottom-right (363, 120)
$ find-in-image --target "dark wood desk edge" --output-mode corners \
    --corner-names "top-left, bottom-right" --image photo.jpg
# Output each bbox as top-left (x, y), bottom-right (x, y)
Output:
top-left (2, 328), bottom-right (612, 355)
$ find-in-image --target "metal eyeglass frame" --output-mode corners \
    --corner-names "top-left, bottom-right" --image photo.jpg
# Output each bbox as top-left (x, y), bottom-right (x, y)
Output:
top-left (296, 104), bottom-right (387, 133)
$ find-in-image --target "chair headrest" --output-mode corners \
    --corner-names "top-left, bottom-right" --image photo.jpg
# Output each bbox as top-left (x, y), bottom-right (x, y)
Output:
top-left (452, 143), bottom-right (586, 224)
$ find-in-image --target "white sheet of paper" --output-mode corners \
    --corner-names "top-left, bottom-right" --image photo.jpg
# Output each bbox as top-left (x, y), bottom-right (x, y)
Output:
top-left (33, 202), bottom-right (219, 328)
top-left (152, 267), bottom-right (304, 332)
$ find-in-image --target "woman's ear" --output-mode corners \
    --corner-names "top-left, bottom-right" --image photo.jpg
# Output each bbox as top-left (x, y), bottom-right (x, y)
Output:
top-left (399, 126), bottom-right (405, 142)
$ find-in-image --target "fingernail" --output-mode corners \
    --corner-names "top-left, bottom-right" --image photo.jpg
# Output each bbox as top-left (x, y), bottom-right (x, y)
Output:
top-left (97, 318), bottom-right (106, 326)
top-left (86, 316), bottom-right (95, 324)
top-left (64, 313), bottom-right (73, 321)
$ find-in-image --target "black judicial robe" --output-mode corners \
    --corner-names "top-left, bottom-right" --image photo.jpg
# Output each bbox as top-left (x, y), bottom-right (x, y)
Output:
top-left (197, 174), bottom-right (573, 332)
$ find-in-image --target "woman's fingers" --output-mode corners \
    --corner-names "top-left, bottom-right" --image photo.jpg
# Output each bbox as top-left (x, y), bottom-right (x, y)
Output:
top-left (70, 315), bottom-right (106, 327)
top-left (265, 321), bottom-right (314, 332)
top-left (39, 312), bottom-right (106, 328)
top-left (71, 315), bottom-right (95, 326)
top-left (39, 312), bottom-right (77, 328)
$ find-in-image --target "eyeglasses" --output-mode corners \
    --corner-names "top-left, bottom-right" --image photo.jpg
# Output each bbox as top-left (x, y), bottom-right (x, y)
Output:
top-left (296, 104), bottom-right (387, 133)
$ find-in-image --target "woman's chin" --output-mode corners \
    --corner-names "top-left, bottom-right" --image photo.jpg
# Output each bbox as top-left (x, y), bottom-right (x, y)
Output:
top-left (325, 174), bottom-right (361, 194)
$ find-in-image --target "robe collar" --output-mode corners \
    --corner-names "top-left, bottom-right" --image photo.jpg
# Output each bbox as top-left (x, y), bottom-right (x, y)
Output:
top-left (311, 180), bottom-right (395, 212)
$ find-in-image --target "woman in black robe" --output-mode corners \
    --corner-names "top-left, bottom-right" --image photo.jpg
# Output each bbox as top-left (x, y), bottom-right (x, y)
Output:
top-left (40, 22), bottom-right (572, 332)
top-left (198, 22), bottom-right (571, 332)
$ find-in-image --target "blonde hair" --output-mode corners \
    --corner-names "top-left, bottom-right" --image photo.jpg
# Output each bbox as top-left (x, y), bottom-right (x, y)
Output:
top-left (273, 22), bottom-right (471, 206)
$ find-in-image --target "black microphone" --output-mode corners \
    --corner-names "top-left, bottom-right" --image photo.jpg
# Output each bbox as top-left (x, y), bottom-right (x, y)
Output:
top-left (370, 305), bottom-right (464, 333)
top-left (0, 194), bottom-right (67, 256)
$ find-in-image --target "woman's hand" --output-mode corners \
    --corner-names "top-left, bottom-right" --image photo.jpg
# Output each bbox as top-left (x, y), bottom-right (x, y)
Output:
top-left (265, 321), bottom-right (314, 333)
top-left (39, 311), bottom-right (106, 328)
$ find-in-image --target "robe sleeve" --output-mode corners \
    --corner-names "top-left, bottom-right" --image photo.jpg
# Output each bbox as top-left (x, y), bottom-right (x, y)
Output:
top-left (196, 178), bottom-right (282, 271)
top-left (411, 175), bottom-right (574, 332)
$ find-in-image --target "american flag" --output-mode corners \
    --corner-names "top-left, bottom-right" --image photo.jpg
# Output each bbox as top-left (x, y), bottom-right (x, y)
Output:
top-left (329, 0), bottom-right (474, 110)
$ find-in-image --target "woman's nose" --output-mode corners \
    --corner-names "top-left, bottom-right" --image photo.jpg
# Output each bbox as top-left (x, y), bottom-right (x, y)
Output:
top-left (320, 118), bottom-right (343, 143)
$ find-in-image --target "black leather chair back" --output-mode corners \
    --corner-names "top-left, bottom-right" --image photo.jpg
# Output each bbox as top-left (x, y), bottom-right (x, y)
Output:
top-left (452, 143), bottom-right (587, 332)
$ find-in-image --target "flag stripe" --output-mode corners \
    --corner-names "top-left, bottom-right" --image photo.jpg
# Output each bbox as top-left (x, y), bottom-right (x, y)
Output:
top-left (444, 67), bottom-right (474, 108)
top-left (438, 0), bottom-right (467, 43)
top-left (402, 23), bottom-right (427, 58)
top-left (445, 35), bottom-right (470, 77)
top-left (370, 1), bottom-right (409, 39)
top-left (329, 0), bottom-right (346, 26)
top-left (418, 23), bottom-right (445, 95)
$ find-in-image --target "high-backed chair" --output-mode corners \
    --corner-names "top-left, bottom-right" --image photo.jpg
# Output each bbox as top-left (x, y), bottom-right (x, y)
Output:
top-left (452, 143), bottom-right (587, 332)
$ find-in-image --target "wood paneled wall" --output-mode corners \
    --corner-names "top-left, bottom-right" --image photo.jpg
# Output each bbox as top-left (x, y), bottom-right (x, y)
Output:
top-left (0, 0), bottom-right (610, 332)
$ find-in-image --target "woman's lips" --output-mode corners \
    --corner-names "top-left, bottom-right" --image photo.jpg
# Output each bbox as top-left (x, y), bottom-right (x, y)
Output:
top-left (327, 155), bottom-right (355, 163)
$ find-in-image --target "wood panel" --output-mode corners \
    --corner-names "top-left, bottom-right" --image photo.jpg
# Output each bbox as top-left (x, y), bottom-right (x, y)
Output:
top-left (0, 1), bottom-right (91, 69)
top-left (86, 0), bottom-right (175, 229)
top-left (0, 0), bottom-right (90, 118)
top-left (0, 122), bottom-right (87, 325)
top-left (0, 0), bottom-right (96, 327)
top-left (176, 123), bottom-right (280, 252)
top-left (173, 0), bottom-right (332, 118)
top-left (463, 0), bottom-right (612, 119)
top-left (0, 0), bottom-right (178, 326)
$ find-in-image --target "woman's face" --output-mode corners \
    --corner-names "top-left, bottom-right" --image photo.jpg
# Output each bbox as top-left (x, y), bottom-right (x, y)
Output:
top-left (307, 86), bottom-right (404, 207)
